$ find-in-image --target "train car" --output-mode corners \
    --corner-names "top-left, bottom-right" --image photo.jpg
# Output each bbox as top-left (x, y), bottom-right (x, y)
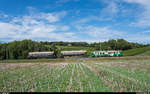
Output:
top-left (27, 50), bottom-right (122, 59)
top-left (61, 50), bottom-right (87, 57)
top-left (91, 50), bottom-right (123, 57)
top-left (27, 51), bottom-right (55, 59)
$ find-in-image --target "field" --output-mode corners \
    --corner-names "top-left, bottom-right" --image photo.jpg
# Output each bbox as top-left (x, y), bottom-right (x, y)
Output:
top-left (136, 51), bottom-right (150, 56)
top-left (123, 46), bottom-right (150, 56)
top-left (0, 59), bottom-right (150, 92)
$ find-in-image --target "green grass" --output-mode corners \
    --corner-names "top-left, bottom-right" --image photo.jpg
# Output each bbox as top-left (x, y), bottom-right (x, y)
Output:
top-left (0, 60), bottom-right (150, 92)
top-left (136, 51), bottom-right (150, 56)
top-left (123, 46), bottom-right (150, 56)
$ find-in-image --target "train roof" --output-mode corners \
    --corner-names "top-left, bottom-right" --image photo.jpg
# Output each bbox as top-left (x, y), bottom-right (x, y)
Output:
top-left (93, 50), bottom-right (122, 52)
top-left (61, 50), bottom-right (86, 53)
top-left (29, 51), bottom-right (54, 55)
top-left (61, 50), bottom-right (87, 55)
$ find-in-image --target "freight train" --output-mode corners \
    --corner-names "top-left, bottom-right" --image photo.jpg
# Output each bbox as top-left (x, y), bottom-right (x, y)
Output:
top-left (27, 50), bottom-right (122, 59)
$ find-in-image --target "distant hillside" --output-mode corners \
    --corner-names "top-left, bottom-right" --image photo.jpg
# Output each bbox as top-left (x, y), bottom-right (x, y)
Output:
top-left (136, 51), bottom-right (150, 56)
top-left (123, 46), bottom-right (150, 56)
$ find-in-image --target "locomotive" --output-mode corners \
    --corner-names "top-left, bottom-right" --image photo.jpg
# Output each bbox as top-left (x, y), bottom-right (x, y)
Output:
top-left (91, 50), bottom-right (122, 57)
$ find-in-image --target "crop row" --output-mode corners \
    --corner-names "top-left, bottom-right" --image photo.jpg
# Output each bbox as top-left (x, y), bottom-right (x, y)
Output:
top-left (0, 62), bottom-right (150, 92)
top-left (87, 63), bottom-right (150, 92)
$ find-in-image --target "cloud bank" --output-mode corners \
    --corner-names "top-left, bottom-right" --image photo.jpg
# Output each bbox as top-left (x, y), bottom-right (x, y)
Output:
top-left (0, 0), bottom-right (150, 43)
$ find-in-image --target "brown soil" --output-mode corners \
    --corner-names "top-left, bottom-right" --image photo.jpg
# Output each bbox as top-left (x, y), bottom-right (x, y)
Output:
top-left (66, 65), bottom-right (74, 92)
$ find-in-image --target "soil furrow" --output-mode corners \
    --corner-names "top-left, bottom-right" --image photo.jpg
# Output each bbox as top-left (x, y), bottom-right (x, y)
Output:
top-left (66, 64), bottom-right (74, 92)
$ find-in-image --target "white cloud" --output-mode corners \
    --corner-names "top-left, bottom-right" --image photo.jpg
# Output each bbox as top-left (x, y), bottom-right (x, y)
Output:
top-left (0, 20), bottom-right (72, 41)
top-left (40, 13), bottom-right (60, 23)
top-left (59, 26), bottom-right (70, 31)
top-left (123, 0), bottom-right (150, 27)
top-left (0, 11), bottom-right (74, 42)
top-left (0, 12), bottom-right (9, 19)
top-left (124, 0), bottom-right (149, 5)
top-left (124, 33), bottom-right (150, 43)
top-left (85, 26), bottom-right (124, 41)
top-left (1, 3), bottom-right (150, 43)
top-left (72, 1), bottom-right (119, 25)
top-left (76, 18), bottom-right (90, 23)
top-left (144, 30), bottom-right (150, 33)
top-left (101, 1), bottom-right (118, 17)
top-left (73, 25), bottom-right (125, 42)
top-left (38, 11), bottom-right (67, 23)
top-left (73, 24), bottom-right (150, 43)
top-left (0, 22), bottom-right (19, 38)
top-left (12, 11), bottom-right (67, 24)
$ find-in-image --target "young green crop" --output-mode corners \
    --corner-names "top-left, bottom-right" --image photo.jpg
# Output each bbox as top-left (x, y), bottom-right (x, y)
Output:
top-left (0, 60), bottom-right (150, 92)
top-left (89, 63), bottom-right (150, 92)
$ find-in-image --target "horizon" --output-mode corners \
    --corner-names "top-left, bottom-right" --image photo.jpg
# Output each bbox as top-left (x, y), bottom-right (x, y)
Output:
top-left (0, 38), bottom-right (149, 45)
top-left (0, 0), bottom-right (150, 44)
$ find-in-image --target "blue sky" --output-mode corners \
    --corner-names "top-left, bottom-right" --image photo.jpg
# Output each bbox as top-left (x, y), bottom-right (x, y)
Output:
top-left (0, 0), bottom-right (150, 43)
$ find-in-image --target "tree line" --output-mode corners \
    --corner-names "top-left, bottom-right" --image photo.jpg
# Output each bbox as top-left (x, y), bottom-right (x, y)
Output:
top-left (0, 39), bottom-right (149, 60)
top-left (91, 39), bottom-right (148, 50)
top-left (0, 40), bottom-right (59, 60)
top-left (40, 39), bottom-right (148, 50)
top-left (40, 41), bottom-right (89, 47)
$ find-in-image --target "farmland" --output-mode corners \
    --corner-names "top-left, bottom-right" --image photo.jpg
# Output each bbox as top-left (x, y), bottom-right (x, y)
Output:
top-left (0, 59), bottom-right (150, 92)
top-left (123, 46), bottom-right (150, 56)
